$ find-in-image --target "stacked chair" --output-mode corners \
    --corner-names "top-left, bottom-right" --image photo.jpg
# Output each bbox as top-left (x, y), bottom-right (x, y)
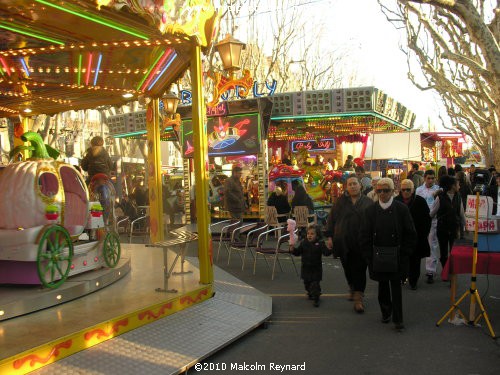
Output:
top-left (253, 227), bottom-right (299, 280)
top-left (227, 222), bottom-right (269, 269)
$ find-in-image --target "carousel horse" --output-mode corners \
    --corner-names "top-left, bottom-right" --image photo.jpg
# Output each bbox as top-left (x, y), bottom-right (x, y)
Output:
top-left (89, 173), bottom-right (116, 230)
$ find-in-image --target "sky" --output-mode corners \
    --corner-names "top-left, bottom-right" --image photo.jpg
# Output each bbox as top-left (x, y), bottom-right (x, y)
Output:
top-left (218, 0), bottom-right (447, 130)
top-left (319, 0), bottom-right (445, 130)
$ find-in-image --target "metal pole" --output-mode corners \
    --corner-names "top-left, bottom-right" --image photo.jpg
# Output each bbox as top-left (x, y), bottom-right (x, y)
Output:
top-left (191, 44), bottom-right (213, 284)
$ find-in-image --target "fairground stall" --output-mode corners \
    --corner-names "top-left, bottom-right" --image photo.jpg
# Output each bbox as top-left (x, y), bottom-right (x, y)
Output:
top-left (421, 131), bottom-right (473, 168)
top-left (178, 97), bottom-right (273, 220)
top-left (268, 87), bottom-right (416, 206)
top-left (0, 1), bottom-right (218, 373)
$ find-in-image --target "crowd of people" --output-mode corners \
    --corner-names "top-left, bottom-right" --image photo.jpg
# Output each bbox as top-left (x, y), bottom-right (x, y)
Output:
top-left (282, 162), bottom-right (498, 333)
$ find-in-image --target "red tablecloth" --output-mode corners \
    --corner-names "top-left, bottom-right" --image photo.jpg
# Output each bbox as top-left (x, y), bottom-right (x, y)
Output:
top-left (441, 245), bottom-right (500, 280)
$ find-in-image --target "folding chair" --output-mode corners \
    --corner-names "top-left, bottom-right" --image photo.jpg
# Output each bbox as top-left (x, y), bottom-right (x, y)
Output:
top-left (253, 228), bottom-right (299, 280)
top-left (211, 220), bottom-right (242, 262)
top-left (227, 222), bottom-right (268, 269)
top-left (129, 206), bottom-right (150, 243)
top-left (293, 206), bottom-right (317, 238)
top-left (264, 206), bottom-right (288, 237)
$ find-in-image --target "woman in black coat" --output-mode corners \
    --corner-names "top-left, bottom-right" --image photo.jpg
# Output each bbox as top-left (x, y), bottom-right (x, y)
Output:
top-left (395, 179), bottom-right (431, 290)
top-left (326, 174), bottom-right (374, 313)
top-left (267, 187), bottom-right (291, 222)
top-left (291, 180), bottom-right (314, 213)
top-left (360, 178), bottom-right (417, 331)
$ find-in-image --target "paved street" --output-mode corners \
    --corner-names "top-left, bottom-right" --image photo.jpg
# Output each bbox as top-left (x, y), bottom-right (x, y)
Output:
top-left (187, 238), bottom-right (500, 375)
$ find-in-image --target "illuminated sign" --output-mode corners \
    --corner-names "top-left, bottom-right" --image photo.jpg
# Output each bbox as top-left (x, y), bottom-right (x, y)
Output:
top-left (180, 80), bottom-right (277, 105)
top-left (182, 114), bottom-right (261, 157)
top-left (206, 101), bottom-right (228, 117)
top-left (291, 138), bottom-right (336, 152)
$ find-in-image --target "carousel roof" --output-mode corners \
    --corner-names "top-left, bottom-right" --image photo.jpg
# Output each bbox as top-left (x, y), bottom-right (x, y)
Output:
top-left (0, 0), bottom-right (217, 117)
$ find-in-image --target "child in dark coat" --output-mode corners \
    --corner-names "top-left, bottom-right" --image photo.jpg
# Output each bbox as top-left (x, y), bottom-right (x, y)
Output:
top-left (290, 224), bottom-right (331, 307)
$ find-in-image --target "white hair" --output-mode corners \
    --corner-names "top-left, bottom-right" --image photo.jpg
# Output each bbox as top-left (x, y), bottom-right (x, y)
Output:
top-left (377, 177), bottom-right (394, 190)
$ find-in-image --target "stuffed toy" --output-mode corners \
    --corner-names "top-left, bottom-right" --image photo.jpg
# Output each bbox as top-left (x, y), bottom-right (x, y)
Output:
top-left (287, 218), bottom-right (298, 246)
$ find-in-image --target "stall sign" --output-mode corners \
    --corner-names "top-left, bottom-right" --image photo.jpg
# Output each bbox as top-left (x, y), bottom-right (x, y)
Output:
top-left (465, 218), bottom-right (500, 233)
top-left (182, 114), bottom-right (261, 157)
top-left (180, 79), bottom-right (277, 105)
top-left (466, 195), bottom-right (494, 218)
top-left (291, 139), bottom-right (336, 152)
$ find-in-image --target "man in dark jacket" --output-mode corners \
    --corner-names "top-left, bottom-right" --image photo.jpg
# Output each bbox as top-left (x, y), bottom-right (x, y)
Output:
top-left (326, 174), bottom-right (373, 313)
top-left (395, 179), bottom-right (431, 290)
top-left (81, 136), bottom-right (113, 183)
top-left (223, 165), bottom-right (245, 220)
top-left (360, 177), bottom-right (417, 332)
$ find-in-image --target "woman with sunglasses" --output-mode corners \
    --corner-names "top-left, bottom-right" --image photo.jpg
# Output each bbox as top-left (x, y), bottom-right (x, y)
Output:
top-left (395, 179), bottom-right (431, 290)
top-left (360, 178), bottom-right (417, 332)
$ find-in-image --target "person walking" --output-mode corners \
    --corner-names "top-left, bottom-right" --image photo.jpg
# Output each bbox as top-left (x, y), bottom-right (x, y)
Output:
top-left (408, 163), bottom-right (424, 189)
top-left (430, 175), bottom-right (465, 271)
top-left (360, 178), bottom-right (417, 331)
top-left (290, 224), bottom-right (331, 307)
top-left (326, 174), bottom-right (373, 313)
top-left (223, 165), bottom-right (245, 220)
top-left (415, 169), bottom-right (441, 284)
top-left (395, 179), bottom-right (431, 290)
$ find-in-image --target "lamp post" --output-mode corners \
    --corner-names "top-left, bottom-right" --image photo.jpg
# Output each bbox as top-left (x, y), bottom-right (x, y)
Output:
top-left (161, 92), bottom-right (180, 116)
top-left (208, 34), bottom-right (252, 107)
top-left (215, 34), bottom-right (246, 78)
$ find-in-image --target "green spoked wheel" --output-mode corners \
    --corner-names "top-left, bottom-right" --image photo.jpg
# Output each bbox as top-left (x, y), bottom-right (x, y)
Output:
top-left (103, 231), bottom-right (121, 268)
top-left (37, 225), bottom-right (74, 289)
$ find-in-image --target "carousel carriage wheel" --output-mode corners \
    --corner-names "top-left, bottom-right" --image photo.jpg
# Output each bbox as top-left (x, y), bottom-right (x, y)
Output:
top-left (37, 225), bottom-right (74, 289)
top-left (103, 231), bottom-right (121, 268)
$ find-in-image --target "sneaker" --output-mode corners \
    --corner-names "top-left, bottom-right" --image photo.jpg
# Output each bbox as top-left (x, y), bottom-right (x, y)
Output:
top-left (426, 274), bottom-right (434, 284)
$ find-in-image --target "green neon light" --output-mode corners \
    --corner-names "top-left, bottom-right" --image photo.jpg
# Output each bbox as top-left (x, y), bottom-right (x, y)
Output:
top-left (271, 111), bottom-right (408, 130)
top-left (0, 23), bottom-right (64, 45)
top-left (112, 130), bottom-right (147, 138)
top-left (35, 0), bottom-right (149, 40)
top-left (136, 52), bottom-right (164, 90)
top-left (77, 54), bottom-right (82, 86)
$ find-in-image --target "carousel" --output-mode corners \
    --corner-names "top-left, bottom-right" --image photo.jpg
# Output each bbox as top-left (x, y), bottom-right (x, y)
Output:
top-left (0, 1), bottom-right (218, 373)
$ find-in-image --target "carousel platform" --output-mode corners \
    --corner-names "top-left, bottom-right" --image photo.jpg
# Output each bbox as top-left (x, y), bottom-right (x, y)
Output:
top-left (0, 243), bottom-right (272, 375)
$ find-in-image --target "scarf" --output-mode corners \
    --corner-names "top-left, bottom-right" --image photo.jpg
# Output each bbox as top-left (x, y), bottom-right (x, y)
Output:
top-left (379, 196), bottom-right (394, 210)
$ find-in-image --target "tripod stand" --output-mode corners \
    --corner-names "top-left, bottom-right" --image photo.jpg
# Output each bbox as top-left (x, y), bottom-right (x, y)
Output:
top-left (436, 191), bottom-right (496, 338)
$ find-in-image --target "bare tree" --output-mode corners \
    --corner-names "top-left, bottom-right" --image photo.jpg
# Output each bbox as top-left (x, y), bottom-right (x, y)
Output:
top-left (379, 0), bottom-right (500, 167)
top-left (211, 0), bottom-right (352, 93)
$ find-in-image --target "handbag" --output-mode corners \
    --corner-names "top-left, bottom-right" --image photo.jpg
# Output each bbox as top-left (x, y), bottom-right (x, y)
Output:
top-left (372, 246), bottom-right (399, 273)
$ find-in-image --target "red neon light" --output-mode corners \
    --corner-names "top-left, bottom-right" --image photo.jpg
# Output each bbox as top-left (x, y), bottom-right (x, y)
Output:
top-left (85, 53), bottom-right (93, 86)
top-left (140, 49), bottom-right (173, 92)
top-left (0, 58), bottom-right (11, 76)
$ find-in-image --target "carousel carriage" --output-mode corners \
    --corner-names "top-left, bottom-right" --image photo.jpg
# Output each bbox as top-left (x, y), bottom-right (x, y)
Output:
top-left (0, 132), bottom-right (121, 289)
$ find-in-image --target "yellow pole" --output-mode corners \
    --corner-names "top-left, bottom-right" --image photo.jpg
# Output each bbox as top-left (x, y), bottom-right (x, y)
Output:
top-left (146, 98), bottom-right (164, 243)
top-left (191, 44), bottom-right (213, 284)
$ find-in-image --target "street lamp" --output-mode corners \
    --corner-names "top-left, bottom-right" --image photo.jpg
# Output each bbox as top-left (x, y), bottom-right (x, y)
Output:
top-left (215, 34), bottom-right (246, 77)
top-left (207, 34), bottom-right (253, 107)
top-left (161, 92), bottom-right (181, 133)
top-left (161, 92), bottom-right (180, 115)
